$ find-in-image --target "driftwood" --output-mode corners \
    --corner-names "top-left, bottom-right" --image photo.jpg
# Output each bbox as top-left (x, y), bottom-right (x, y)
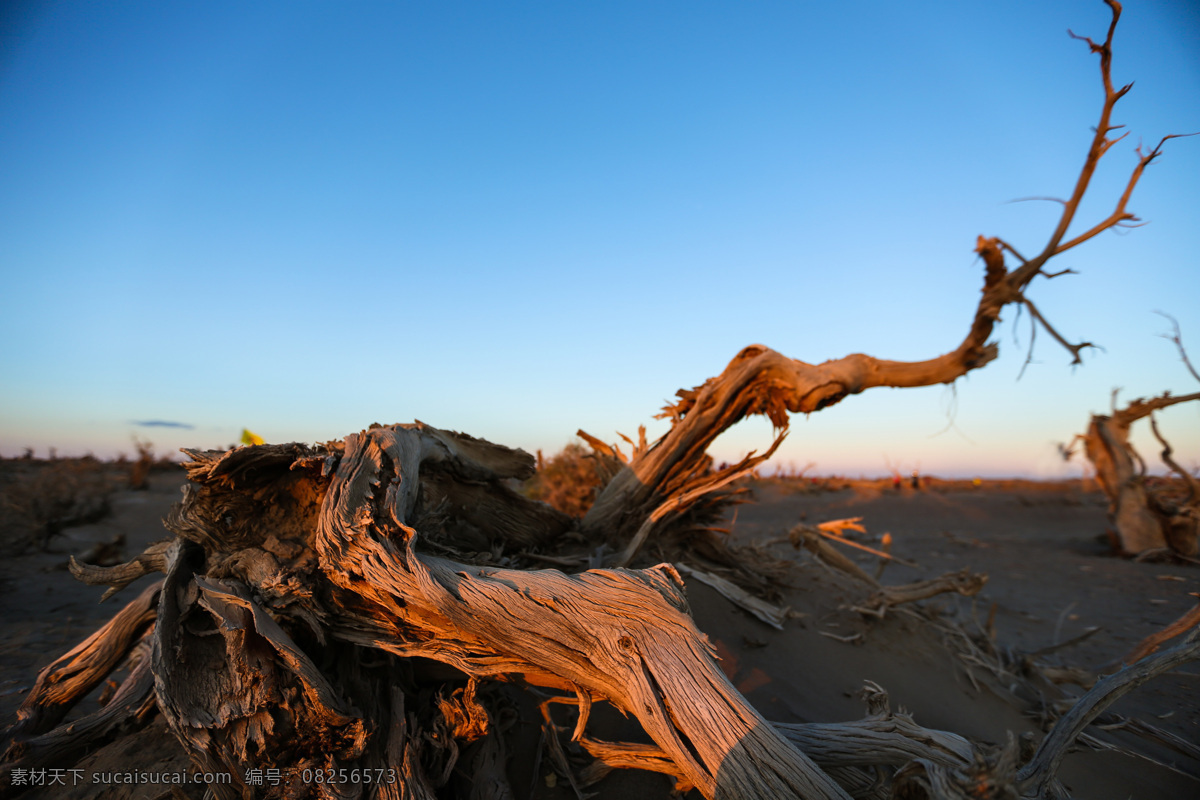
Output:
top-left (3, 3), bottom-right (1196, 799)
top-left (854, 569), bottom-right (989, 620)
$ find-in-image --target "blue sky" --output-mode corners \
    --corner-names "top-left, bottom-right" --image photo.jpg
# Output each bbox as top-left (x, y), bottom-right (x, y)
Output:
top-left (2, 0), bottom-right (1198, 477)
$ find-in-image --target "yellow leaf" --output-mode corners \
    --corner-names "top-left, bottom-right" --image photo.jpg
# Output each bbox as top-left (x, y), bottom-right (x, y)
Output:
top-left (241, 428), bottom-right (264, 446)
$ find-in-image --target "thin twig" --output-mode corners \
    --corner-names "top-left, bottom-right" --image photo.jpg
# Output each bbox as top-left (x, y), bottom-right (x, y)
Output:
top-left (1040, 268), bottom-right (1078, 279)
top-left (1020, 297), bottom-right (1095, 365)
top-left (1149, 413), bottom-right (1200, 503)
top-left (1156, 310), bottom-right (1200, 384)
top-left (1028, 626), bottom-right (1101, 659)
top-left (994, 237), bottom-right (1028, 265)
top-left (817, 530), bottom-right (916, 565)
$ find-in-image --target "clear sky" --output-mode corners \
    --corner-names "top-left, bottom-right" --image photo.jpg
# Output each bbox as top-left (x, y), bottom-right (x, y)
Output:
top-left (2, 0), bottom-right (1198, 478)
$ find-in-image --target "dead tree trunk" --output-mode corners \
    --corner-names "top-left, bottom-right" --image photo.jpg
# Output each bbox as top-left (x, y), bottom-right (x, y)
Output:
top-left (3, 2), bottom-right (1195, 799)
top-left (1081, 391), bottom-right (1200, 556)
top-left (7, 427), bottom-right (851, 799)
top-left (1077, 313), bottom-right (1200, 556)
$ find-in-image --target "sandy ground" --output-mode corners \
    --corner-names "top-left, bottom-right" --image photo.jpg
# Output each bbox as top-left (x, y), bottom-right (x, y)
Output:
top-left (1, 470), bottom-right (1198, 798)
top-left (708, 478), bottom-right (1200, 799)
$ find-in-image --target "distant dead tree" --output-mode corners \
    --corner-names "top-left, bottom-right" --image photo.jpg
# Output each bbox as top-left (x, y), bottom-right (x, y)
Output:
top-left (1076, 315), bottom-right (1200, 557)
top-left (4, 3), bottom-right (1196, 800)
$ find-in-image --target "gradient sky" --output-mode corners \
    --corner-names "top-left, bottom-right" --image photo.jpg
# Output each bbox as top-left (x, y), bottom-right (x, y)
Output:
top-left (2, 0), bottom-right (1198, 477)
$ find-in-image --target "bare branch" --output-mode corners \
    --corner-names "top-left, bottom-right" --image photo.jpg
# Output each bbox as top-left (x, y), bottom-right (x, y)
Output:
top-left (1017, 305), bottom-right (1039, 380)
top-left (1124, 595), bottom-right (1200, 663)
top-left (853, 568), bottom-right (988, 619)
top-left (7, 581), bottom-right (160, 739)
top-left (1040, 268), bottom-right (1078, 279)
top-left (576, 429), bottom-right (626, 463)
top-left (1051, 134), bottom-right (1191, 255)
top-left (69, 539), bottom-right (172, 601)
top-left (674, 564), bottom-right (790, 630)
top-left (1156, 311), bottom-right (1200, 384)
top-left (1112, 390), bottom-right (1200, 427)
top-left (994, 237), bottom-right (1028, 265)
top-left (1008, 195), bottom-right (1068, 206)
top-left (1150, 413), bottom-right (1200, 503)
top-left (1020, 297), bottom-right (1095, 365)
top-left (1031, 0), bottom-right (1129, 263)
top-left (574, 0), bottom-right (1189, 558)
top-left (1017, 630), bottom-right (1200, 798)
top-left (610, 431), bottom-right (786, 568)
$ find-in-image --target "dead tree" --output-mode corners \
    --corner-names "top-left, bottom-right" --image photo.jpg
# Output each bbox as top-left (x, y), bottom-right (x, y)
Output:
top-left (3, 3), bottom-right (1195, 799)
top-left (1082, 394), bottom-right (1200, 556)
top-left (576, 7), bottom-right (1194, 560)
top-left (1078, 317), bottom-right (1200, 556)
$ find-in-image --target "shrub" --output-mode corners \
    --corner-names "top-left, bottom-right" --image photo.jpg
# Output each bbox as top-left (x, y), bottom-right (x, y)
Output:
top-left (0, 456), bottom-right (118, 554)
top-left (129, 436), bottom-right (156, 490)
top-left (523, 443), bottom-right (603, 518)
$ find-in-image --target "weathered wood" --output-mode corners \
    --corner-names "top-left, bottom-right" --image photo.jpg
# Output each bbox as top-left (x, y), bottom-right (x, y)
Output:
top-left (1081, 391), bottom-right (1200, 555)
top-left (1123, 596), bottom-right (1200, 664)
top-left (858, 568), bottom-right (988, 618)
top-left (789, 523), bottom-right (881, 586)
top-left (380, 687), bottom-right (438, 800)
top-left (1017, 633), bottom-right (1200, 799)
top-left (1, 652), bottom-right (157, 795)
top-left (5, 580), bottom-right (160, 740)
top-left (777, 715), bottom-right (973, 771)
top-left (314, 425), bottom-right (851, 800)
top-left (893, 738), bottom-right (1021, 800)
top-left (576, 684), bottom-right (980, 798)
top-left (5, 422), bottom-right (1197, 800)
top-left (150, 538), bottom-right (369, 800)
top-left (675, 563), bottom-right (789, 630)
top-left (69, 540), bottom-right (171, 601)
